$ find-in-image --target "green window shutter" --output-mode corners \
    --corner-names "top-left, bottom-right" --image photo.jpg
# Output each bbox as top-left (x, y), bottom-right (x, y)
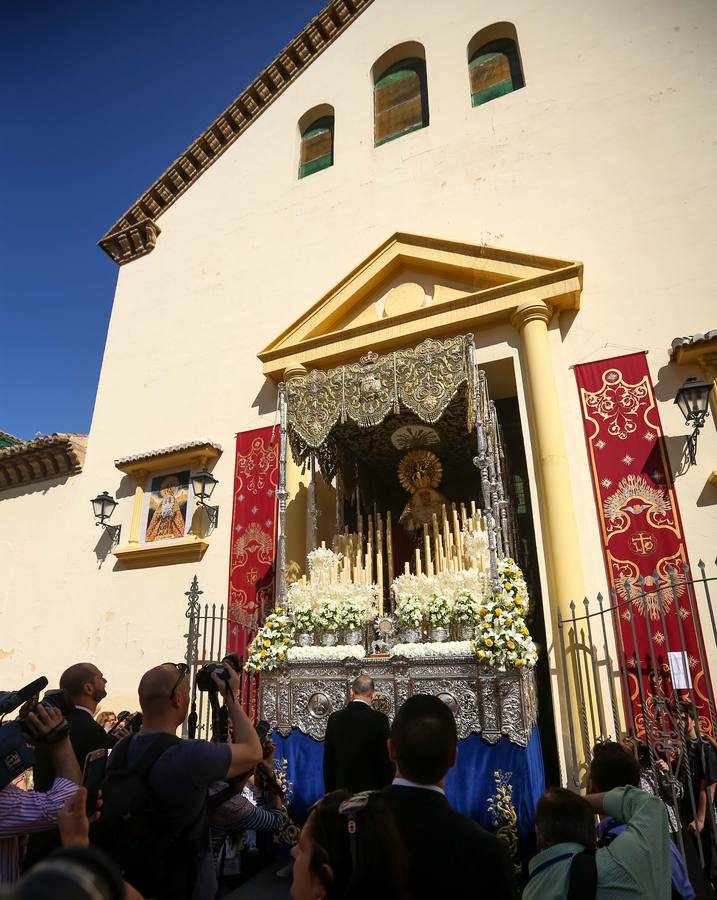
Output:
top-left (469, 45), bottom-right (522, 107)
top-left (374, 59), bottom-right (428, 146)
top-left (299, 116), bottom-right (334, 179)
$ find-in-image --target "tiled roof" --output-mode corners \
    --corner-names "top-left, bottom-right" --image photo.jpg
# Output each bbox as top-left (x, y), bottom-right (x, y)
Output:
top-left (99, 0), bottom-right (375, 266)
top-left (115, 440), bottom-right (222, 471)
top-left (0, 433), bottom-right (87, 492)
top-left (670, 330), bottom-right (717, 356)
top-left (0, 431), bottom-right (20, 448)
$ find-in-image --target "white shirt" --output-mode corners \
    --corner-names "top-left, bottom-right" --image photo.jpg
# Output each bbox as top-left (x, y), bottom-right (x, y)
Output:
top-left (392, 777), bottom-right (445, 795)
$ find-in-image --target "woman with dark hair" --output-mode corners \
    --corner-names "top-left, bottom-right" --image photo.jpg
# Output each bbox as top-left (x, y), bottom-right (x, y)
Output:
top-left (290, 790), bottom-right (412, 900)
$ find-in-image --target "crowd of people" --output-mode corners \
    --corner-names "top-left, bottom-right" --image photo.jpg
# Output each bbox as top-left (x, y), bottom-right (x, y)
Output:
top-left (1, 662), bottom-right (716, 899)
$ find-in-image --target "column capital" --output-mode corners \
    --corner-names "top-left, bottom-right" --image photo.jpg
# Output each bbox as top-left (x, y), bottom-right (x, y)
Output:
top-left (510, 301), bottom-right (553, 331)
top-left (283, 364), bottom-right (308, 382)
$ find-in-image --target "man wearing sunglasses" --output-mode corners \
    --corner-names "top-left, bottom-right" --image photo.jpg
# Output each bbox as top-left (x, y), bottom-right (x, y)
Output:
top-left (101, 661), bottom-right (262, 900)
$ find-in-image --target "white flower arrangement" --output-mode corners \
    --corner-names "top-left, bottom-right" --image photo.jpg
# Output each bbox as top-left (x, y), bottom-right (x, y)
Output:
top-left (393, 640), bottom-right (472, 659)
top-left (462, 527), bottom-right (489, 562)
top-left (245, 608), bottom-right (295, 672)
top-left (307, 547), bottom-right (342, 578)
top-left (425, 593), bottom-right (451, 628)
top-left (291, 602), bottom-right (316, 633)
top-left (337, 601), bottom-right (365, 631)
top-left (471, 626), bottom-right (538, 671)
top-left (452, 590), bottom-right (480, 626)
top-left (395, 595), bottom-right (424, 630)
top-left (287, 644), bottom-right (366, 662)
top-left (315, 601), bottom-right (341, 631)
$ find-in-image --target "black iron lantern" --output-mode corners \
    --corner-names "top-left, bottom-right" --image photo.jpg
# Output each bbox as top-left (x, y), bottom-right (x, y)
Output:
top-left (191, 469), bottom-right (218, 502)
top-left (674, 376), bottom-right (713, 466)
top-left (91, 491), bottom-right (121, 545)
top-left (192, 469), bottom-right (219, 529)
top-left (91, 491), bottom-right (118, 525)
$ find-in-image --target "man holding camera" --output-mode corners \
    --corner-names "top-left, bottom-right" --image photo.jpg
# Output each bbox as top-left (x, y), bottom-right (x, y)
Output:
top-left (0, 705), bottom-right (80, 884)
top-left (99, 660), bottom-right (262, 900)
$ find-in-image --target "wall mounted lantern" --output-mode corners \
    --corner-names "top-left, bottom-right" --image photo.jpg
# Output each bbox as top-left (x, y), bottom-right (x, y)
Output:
top-left (674, 376), bottom-right (713, 467)
top-left (91, 491), bottom-right (121, 545)
top-left (192, 469), bottom-right (219, 528)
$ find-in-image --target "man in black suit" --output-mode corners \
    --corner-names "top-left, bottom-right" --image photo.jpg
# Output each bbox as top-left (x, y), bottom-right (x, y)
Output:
top-left (383, 694), bottom-right (518, 900)
top-left (27, 662), bottom-right (120, 867)
top-left (322, 674), bottom-right (394, 793)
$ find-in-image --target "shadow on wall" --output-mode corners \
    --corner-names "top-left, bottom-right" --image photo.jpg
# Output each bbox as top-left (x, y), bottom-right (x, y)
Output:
top-left (253, 379), bottom-right (278, 417)
top-left (0, 475), bottom-right (69, 500)
top-left (696, 479), bottom-right (717, 509)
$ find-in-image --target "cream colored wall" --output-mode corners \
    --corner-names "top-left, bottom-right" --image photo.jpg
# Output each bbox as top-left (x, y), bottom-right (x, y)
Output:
top-left (1, 0), bottom-right (716, 715)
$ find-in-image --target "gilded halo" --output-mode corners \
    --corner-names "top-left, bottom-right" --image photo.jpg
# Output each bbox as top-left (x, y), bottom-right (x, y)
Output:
top-left (398, 449), bottom-right (443, 493)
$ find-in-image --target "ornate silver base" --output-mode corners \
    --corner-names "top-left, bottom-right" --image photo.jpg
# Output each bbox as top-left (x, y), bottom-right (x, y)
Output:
top-left (260, 656), bottom-right (537, 746)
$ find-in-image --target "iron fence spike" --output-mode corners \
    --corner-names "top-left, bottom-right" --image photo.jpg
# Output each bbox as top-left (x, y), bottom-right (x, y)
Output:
top-left (698, 559), bottom-right (705, 570)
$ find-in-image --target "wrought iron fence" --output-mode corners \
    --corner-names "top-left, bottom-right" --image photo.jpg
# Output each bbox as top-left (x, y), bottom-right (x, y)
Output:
top-left (556, 559), bottom-right (717, 870)
top-left (183, 575), bottom-right (258, 740)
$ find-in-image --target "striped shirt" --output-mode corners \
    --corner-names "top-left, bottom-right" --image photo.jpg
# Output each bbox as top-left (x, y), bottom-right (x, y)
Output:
top-left (0, 778), bottom-right (78, 884)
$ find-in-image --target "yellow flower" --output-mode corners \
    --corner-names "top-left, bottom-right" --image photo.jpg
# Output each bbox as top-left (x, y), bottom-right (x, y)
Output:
top-left (477, 650), bottom-right (485, 659)
top-left (504, 582), bottom-right (512, 591)
top-left (479, 607), bottom-right (487, 617)
top-left (521, 626), bottom-right (529, 636)
top-left (274, 607), bottom-right (282, 613)
top-left (507, 640), bottom-right (515, 650)
top-left (278, 651), bottom-right (285, 658)
top-left (263, 640), bottom-right (271, 648)
top-left (260, 650), bottom-right (267, 658)
top-left (506, 617), bottom-right (513, 626)
top-left (485, 638), bottom-right (494, 648)
top-left (515, 659), bottom-right (524, 668)
top-left (494, 608), bottom-right (503, 618)
top-left (284, 637), bottom-right (290, 644)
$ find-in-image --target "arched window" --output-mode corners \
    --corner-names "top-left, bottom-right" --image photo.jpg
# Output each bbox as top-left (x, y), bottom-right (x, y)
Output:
top-left (374, 58), bottom-right (428, 146)
top-left (299, 115), bottom-right (334, 179)
top-left (468, 37), bottom-right (524, 107)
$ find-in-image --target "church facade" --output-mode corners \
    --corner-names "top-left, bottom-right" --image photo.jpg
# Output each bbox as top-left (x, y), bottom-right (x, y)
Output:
top-left (1, 0), bottom-right (715, 775)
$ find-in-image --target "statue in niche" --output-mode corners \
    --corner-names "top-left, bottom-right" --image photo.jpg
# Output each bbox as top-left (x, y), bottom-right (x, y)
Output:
top-left (397, 450), bottom-right (448, 535)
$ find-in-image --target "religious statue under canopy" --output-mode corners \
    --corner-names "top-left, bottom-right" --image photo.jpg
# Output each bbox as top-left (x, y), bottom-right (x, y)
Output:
top-left (397, 449), bottom-right (449, 536)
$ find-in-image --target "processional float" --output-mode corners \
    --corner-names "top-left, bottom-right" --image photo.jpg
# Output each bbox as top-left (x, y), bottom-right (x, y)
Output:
top-left (252, 335), bottom-right (544, 861)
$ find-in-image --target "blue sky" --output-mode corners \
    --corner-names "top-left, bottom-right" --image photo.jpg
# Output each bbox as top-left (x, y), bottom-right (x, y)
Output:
top-left (0, 0), bottom-right (325, 440)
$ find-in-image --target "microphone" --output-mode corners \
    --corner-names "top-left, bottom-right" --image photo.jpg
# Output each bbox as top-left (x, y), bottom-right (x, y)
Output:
top-left (0, 676), bottom-right (49, 715)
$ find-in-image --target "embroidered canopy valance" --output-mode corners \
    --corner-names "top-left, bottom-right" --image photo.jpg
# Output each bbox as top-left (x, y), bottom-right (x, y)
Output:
top-left (285, 335), bottom-right (477, 451)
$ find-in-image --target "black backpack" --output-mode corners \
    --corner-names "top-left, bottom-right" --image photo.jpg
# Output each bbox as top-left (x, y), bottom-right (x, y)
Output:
top-left (92, 733), bottom-right (207, 899)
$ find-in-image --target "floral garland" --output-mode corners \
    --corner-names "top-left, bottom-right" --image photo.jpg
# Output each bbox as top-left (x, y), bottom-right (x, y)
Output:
top-left (287, 645), bottom-right (366, 662)
top-left (470, 558), bottom-right (538, 671)
top-left (245, 608), bottom-right (295, 672)
top-left (392, 640), bottom-right (472, 659)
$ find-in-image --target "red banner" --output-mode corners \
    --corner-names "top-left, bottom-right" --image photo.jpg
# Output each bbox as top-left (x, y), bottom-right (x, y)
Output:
top-left (574, 353), bottom-right (713, 738)
top-left (226, 426), bottom-right (279, 669)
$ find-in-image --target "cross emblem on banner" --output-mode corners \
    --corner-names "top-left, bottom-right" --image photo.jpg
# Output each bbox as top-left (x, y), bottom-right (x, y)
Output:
top-left (629, 532), bottom-right (656, 555)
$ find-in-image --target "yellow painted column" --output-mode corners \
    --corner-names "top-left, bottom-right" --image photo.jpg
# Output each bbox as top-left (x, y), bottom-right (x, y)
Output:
top-left (511, 301), bottom-right (588, 781)
top-left (511, 301), bottom-right (584, 616)
top-left (283, 366), bottom-right (309, 577)
top-left (128, 469), bottom-right (148, 545)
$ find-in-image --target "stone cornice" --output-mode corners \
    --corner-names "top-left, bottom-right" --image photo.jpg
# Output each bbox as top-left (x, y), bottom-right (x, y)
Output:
top-left (99, 0), bottom-right (374, 266)
top-left (0, 433), bottom-right (87, 492)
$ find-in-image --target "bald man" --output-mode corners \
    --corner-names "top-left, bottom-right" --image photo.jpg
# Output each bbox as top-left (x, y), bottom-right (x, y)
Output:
top-left (28, 662), bottom-right (119, 867)
top-left (102, 662), bottom-right (262, 900)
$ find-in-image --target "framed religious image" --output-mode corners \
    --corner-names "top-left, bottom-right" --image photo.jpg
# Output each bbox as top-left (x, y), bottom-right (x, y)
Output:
top-left (143, 470), bottom-right (192, 543)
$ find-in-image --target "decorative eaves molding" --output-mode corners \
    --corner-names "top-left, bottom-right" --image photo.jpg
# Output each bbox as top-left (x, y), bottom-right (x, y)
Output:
top-left (99, 0), bottom-right (375, 266)
top-left (0, 433), bottom-right (87, 492)
top-left (115, 440), bottom-right (222, 476)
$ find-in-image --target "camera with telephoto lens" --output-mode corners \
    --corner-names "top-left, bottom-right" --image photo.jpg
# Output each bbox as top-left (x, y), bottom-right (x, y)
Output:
top-left (0, 678), bottom-right (73, 790)
top-left (110, 711), bottom-right (143, 735)
top-left (196, 653), bottom-right (242, 692)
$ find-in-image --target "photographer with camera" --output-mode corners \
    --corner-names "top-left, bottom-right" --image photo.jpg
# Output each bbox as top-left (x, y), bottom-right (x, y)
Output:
top-left (95, 660), bottom-right (262, 900)
top-left (209, 731), bottom-right (286, 888)
top-left (0, 704), bottom-right (80, 884)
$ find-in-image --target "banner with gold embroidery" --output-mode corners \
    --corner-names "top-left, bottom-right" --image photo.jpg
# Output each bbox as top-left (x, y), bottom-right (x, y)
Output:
top-left (574, 353), bottom-right (713, 738)
top-left (226, 426), bottom-right (279, 672)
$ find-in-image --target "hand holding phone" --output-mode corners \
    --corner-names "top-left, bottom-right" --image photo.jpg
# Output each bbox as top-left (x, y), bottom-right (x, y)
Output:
top-left (82, 748), bottom-right (107, 817)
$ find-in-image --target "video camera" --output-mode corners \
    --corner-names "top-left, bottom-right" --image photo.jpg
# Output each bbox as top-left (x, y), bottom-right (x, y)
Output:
top-left (195, 653), bottom-right (242, 693)
top-left (110, 711), bottom-right (143, 735)
top-left (0, 677), bottom-right (75, 790)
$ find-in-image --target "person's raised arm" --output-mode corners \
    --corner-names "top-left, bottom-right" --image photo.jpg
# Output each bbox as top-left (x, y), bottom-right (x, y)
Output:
top-left (211, 667), bottom-right (262, 778)
top-left (28, 705), bottom-right (82, 785)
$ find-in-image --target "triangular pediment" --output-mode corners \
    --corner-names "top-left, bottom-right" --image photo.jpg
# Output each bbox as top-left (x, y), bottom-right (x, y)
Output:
top-left (259, 232), bottom-right (583, 379)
